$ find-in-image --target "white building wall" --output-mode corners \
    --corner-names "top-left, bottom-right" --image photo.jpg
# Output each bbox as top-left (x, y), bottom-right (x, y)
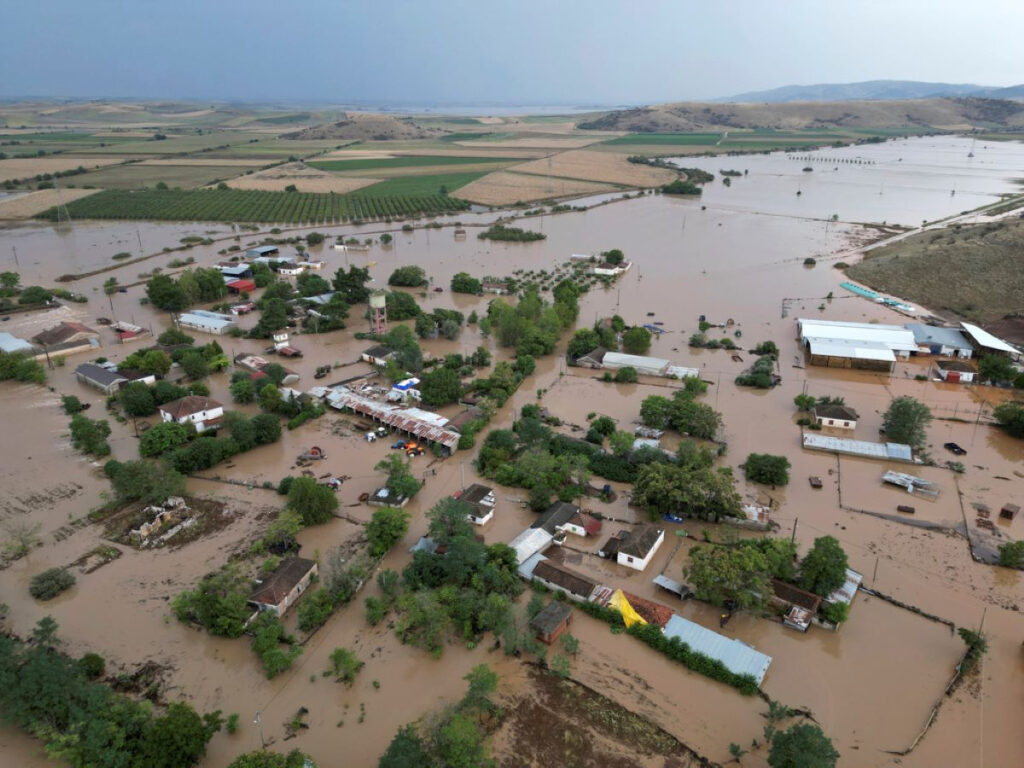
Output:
top-left (616, 530), bottom-right (664, 571)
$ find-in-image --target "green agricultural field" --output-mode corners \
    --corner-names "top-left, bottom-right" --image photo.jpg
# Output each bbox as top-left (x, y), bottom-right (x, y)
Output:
top-left (214, 139), bottom-right (347, 159)
top-left (70, 163), bottom-right (259, 189)
top-left (309, 155), bottom-right (526, 171)
top-left (603, 133), bottom-right (725, 146)
top-left (356, 171), bottom-right (488, 197)
top-left (74, 131), bottom-right (266, 155)
top-left (0, 132), bottom-right (137, 157)
top-left (37, 187), bottom-right (470, 223)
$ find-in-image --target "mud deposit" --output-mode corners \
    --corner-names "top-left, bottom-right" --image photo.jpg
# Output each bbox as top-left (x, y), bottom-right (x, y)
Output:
top-left (0, 135), bottom-right (1022, 767)
top-left (492, 665), bottom-right (714, 768)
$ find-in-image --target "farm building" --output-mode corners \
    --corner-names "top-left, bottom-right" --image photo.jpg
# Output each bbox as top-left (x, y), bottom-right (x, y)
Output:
top-left (233, 354), bottom-right (300, 384)
top-left (455, 483), bottom-right (496, 525)
top-left (219, 263), bottom-right (253, 280)
top-left (531, 559), bottom-right (598, 602)
top-left (158, 395), bottom-right (224, 433)
top-left (906, 324), bottom-right (973, 358)
top-left (226, 279), bottom-right (257, 295)
top-left (663, 614), bottom-right (772, 685)
top-left (590, 261), bottom-right (632, 277)
top-left (575, 348), bottom-right (700, 380)
top-left (934, 359), bottom-right (977, 383)
top-left (178, 310), bottom-right (236, 336)
top-left (530, 601), bottom-right (573, 645)
top-left (802, 432), bottom-right (914, 462)
top-left (0, 332), bottom-right (35, 355)
top-left (325, 387), bottom-right (460, 451)
top-left (798, 318), bottom-right (917, 371)
top-left (74, 362), bottom-right (127, 395)
top-left (245, 245), bottom-right (279, 259)
top-left (812, 404), bottom-right (859, 429)
top-left (960, 322), bottom-right (1021, 360)
top-left (31, 321), bottom-right (100, 357)
top-left (249, 557), bottom-right (318, 617)
top-left (617, 525), bottom-right (665, 571)
top-left (826, 569), bottom-right (863, 610)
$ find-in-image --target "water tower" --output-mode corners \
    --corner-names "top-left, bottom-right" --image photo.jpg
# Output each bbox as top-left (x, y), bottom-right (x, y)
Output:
top-left (369, 290), bottom-right (388, 335)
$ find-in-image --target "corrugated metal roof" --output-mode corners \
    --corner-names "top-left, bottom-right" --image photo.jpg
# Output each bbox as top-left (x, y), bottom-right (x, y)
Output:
top-left (517, 552), bottom-right (547, 580)
top-left (827, 569), bottom-right (863, 606)
top-left (798, 318), bottom-right (917, 352)
top-left (960, 322), bottom-right (1019, 355)
top-left (664, 615), bottom-right (771, 685)
top-left (508, 527), bottom-right (554, 564)
top-left (905, 324), bottom-right (972, 350)
top-left (326, 388), bottom-right (460, 449)
top-left (0, 332), bottom-right (34, 354)
top-left (802, 433), bottom-right (913, 462)
top-left (807, 340), bottom-right (896, 362)
top-left (666, 365), bottom-right (701, 379)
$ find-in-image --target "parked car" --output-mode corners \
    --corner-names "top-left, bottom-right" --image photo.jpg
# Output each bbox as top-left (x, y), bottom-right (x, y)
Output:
top-left (944, 442), bottom-right (967, 455)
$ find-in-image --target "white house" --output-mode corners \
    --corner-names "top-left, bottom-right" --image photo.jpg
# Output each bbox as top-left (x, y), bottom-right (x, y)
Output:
top-left (456, 483), bottom-right (496, 525)
top-left (812, 404), bottom-right (859, 430)
top-left (178, 310), bottom-right (237, 336)
top-left (616, 525), bottom-right (664, 571)
top-left (590, 261), bottom-right (632, 277)
top-left (158, 395), bottom-right (225, 433)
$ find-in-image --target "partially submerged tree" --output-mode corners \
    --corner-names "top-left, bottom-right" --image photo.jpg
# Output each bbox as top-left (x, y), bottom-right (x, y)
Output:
top-left (798, 536), bottom-right (848, 597)
top-left (767, 723), bottom-right (839, 768)
top-left (881, 396), bottom-right (932, 449)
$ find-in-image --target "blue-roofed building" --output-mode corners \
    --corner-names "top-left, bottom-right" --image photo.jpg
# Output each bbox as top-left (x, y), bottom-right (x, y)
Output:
top-left (178, 309), bottom-right (237, 336)
top-left (905, 324), bottom-right (973, 359)
top-left (664, 615), bottom-right (772, 685)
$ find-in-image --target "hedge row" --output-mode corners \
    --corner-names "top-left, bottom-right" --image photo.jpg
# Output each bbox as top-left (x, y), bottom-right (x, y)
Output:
top-left (576, 600), bottom-right (760, 695)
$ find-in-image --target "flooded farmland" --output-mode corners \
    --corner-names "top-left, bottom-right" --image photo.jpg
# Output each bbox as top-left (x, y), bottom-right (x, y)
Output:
top-left (1, 134), bottom-right (1023, 767)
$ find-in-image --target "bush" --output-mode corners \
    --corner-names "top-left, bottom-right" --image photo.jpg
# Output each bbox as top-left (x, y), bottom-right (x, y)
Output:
top-left (29, 567), bottom-right (76, 600)
top-left (79, 652), bottom-right (106, 679)
top-left (388, 265), bottom-right (427, 287)
top-left (998, 540), bottom-right (1024, 569)
top-left (613, 366), bottom-right (638, 383)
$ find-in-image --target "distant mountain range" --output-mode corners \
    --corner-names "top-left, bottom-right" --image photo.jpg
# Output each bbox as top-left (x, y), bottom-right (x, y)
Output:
top-left (717, 80), bottom-right (1024, 103)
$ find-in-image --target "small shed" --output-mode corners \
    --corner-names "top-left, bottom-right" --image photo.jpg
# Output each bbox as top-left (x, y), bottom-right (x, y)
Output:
top-left (1000, 503), bottom-right (1019, 521)
top-left (934, 359), bottom-right (977, 384)
top-left (226, 279), bottom-right (257, 294)
top-left (529, 601), bottom-right (573, 645)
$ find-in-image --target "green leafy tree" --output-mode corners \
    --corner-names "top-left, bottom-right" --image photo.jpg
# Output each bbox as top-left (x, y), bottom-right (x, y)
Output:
top-left (799, 536), bottom-right (849, 597)
top-left (622, 326), bottom-right (652, 355)
top-left (287, 476), bottom-right (338, 525)
top-left (18, 285), bottom-right (52, 304)
top-left (375, 454), bottom-right (421, 500)
top-left (451, 272), bottom-right (481, 294)
top-left (258, 382), bottom-right (283, 412)
top-left (427, 497), bottom-right (475, 545)
top-left (105, 459), bottom-right (186, 503)
top-left (251, 413), bottom-right (282, 444)
top-left (881, 396), bottom-right (932, 449)
top-left (420, 367), bottom-right (462, 406)
top-left (119, 381), bottom-right (156, 417)
top-left (768, 723), bottom-right (839, 768)
top-left (379, 725), bottom-right (430, 768)
top-left (998, 539), bottom-right (1024, 568)
top-left (366, 507), bottom-right (411, 557)
top-left (180, 350), bottom-right (210, 380)
top-left (227, 751), bottom-right (315, 768)
top-left (69, 414), bottom-right (111, 456)
top-left (978, 354), bottom-right (1017, 384)
top-left (685, 545), bottom-right (770, 609)
top-left (139, 422), bottom-right (190, 457)
top-left (993, 402), bottom-right (1024, 439)
top-left (136, 701), bottom-right (221, 768)
top-left (742, 453), bottom-right (791, 485)
top-left (157, 327), bottom-right (194, 346)
top-left (230, 377), bottom-right (255, 403)
top-left (173, 565), bottom-right (250, 637)
top-left (332, 265), bottom-right (372, 304)
top-left (388, 265), bottom-right (427, 287)
top-left (0, 351), bottom-right (47, 384)
top-left (146, 274), bottom-right (190, 313)
top-left (794, 393), bottom-right (816, 411)
top-left (328, 647), bottom-right (364, 684)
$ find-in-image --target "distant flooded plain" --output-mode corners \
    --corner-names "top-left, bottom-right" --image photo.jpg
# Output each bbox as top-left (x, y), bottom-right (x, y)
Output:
top-left (1, 134), bottom-right (1022, 767)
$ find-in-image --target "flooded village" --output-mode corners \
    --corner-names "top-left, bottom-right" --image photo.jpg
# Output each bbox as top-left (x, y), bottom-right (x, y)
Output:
top-left (1, 126), bottom-right (1023, 768)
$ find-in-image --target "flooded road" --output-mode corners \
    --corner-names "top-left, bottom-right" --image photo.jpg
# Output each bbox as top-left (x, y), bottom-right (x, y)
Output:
top-left (1, 134), bottom-right (1022, 767)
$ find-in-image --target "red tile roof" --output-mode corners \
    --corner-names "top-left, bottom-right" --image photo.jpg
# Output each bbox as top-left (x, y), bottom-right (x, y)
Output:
top-left (621, 591), bottom-right (674, 629)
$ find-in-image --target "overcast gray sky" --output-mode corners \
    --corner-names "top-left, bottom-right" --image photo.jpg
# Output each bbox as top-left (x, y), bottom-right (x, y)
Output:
top-left (3, 0), bottom-right (1022, 104)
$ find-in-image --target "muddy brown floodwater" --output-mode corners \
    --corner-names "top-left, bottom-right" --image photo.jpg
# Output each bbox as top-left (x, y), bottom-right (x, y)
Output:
top-left (1, 135), bottom-right (1022, 767)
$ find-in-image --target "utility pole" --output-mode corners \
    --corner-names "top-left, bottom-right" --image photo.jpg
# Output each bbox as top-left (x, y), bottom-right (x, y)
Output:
top-left (790, 516), bottom-right (798, 544)
top-left (11, 245), bottom-right (19, 269)
top-left (459, 460), bottom-right (465, 491)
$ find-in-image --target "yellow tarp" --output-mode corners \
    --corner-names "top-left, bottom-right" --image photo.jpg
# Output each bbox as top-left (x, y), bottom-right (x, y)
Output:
top-left (609, 589), bottom-right (647, 628)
